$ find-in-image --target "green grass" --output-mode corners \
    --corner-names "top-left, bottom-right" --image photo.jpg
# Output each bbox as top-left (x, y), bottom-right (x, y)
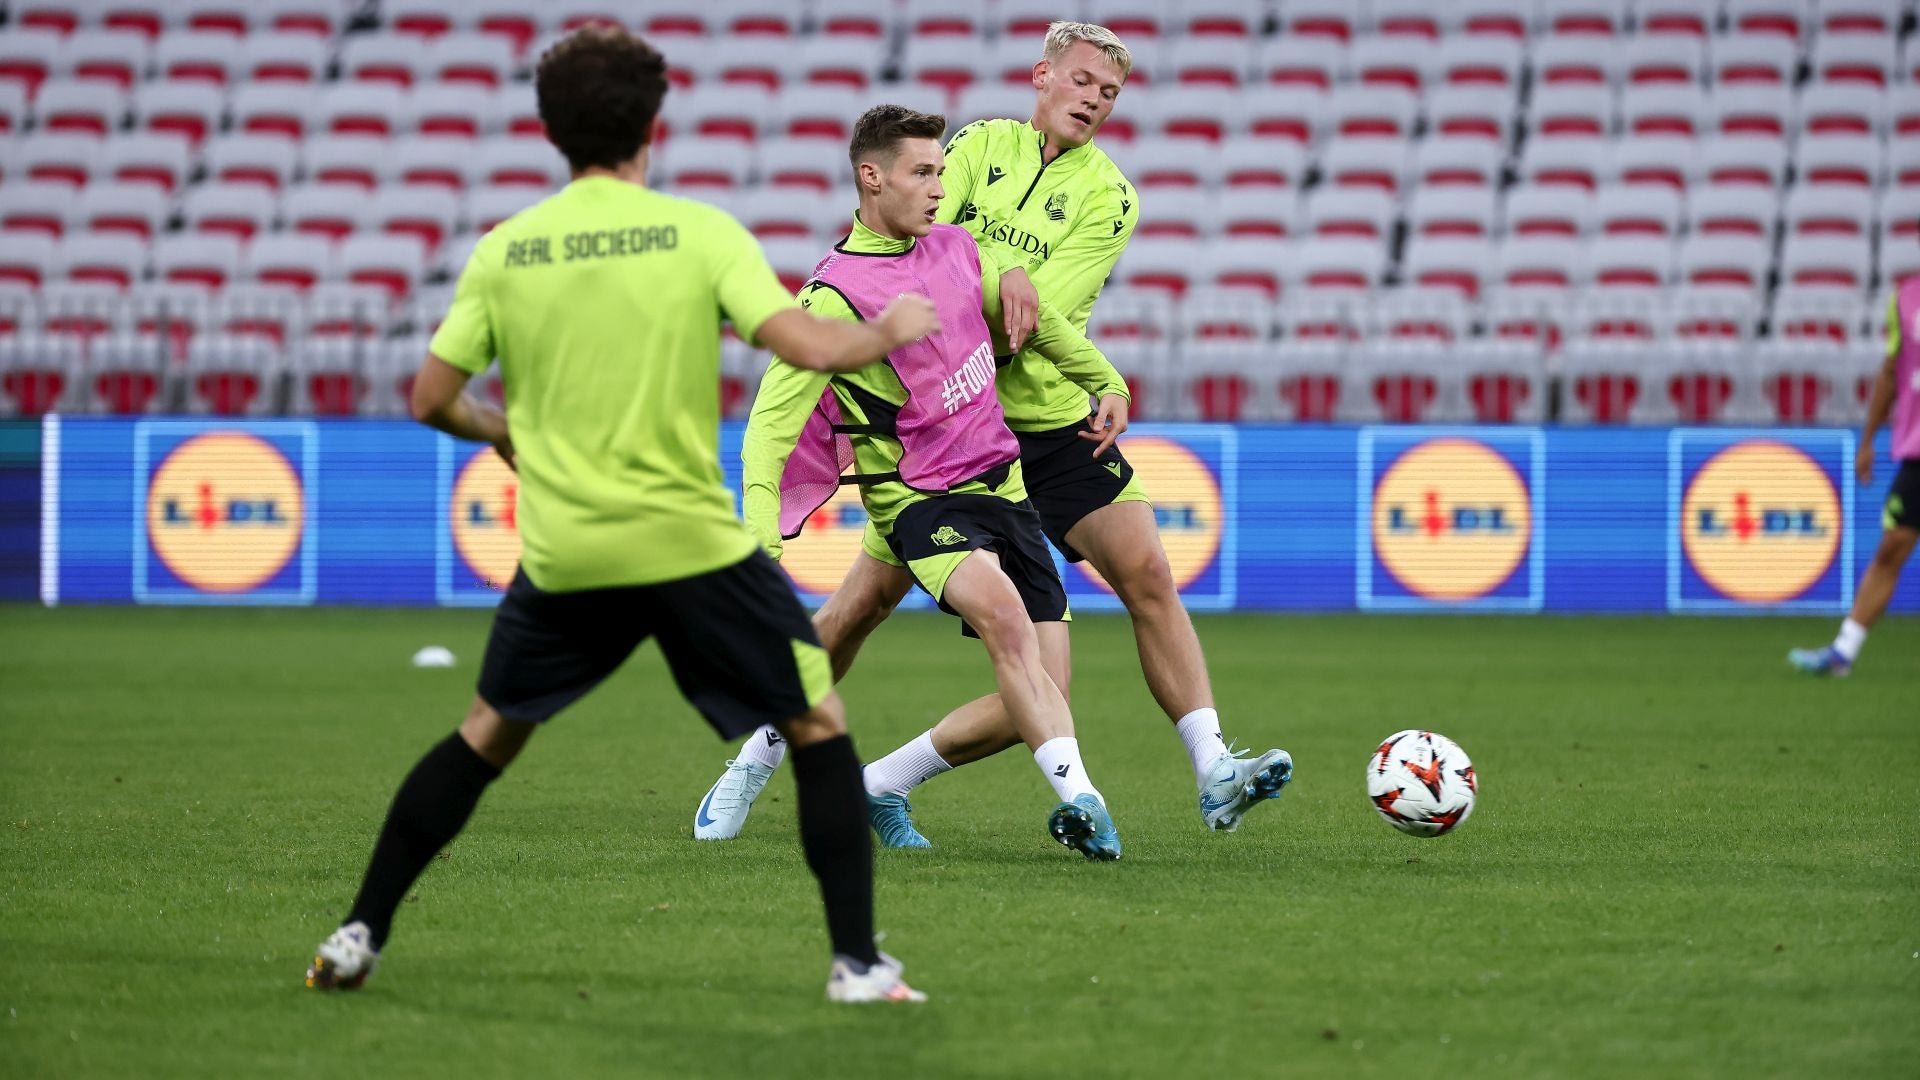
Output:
top-left (0, 607), bottom-right (1914, 1079)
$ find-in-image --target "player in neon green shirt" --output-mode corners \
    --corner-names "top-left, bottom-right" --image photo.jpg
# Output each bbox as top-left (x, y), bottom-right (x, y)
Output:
top-left (693, 24), bottom-right (1292, 846)
top-left (304, 26), bottom-right (931, 1004)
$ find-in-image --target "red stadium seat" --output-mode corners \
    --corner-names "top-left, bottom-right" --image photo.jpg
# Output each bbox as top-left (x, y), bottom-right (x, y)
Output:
top-left (72, 180), bottom-right (167, 239)
top-left (153, 30), bottom-right (236, 85)
top-left (1505, 183), bottom-right (1595, 236)
top-left (152, 232), bottom-right (241, 290)
top-left (1408, 185), bottom-right (1498, 236)
top-left (37, 79), bottom-right (128, 137)
top-left (18, 133), bottom-right (103, 188)
top-left (133, 81), bottom-right (223, 145)
top-left (59, 29), bottom-right (148, 89)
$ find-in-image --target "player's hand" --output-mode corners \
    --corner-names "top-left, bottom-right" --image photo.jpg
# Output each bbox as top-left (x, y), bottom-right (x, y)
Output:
top-left (1080, 393), bottom-right (1130, 458)
top-left (1856, 444), bottom-right (1875, 485)
top-left (999, 267), bottom-right (1039, 352)
top-left (878, 293), bottom-right (940, 348)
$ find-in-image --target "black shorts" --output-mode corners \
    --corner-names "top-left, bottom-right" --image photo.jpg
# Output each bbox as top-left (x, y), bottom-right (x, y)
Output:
top-left (1015, 421), bottom-right (1138, 562)
top-left (476, 552), bottom-right (827, 738)
top-left (1887, 459), bottom-right (1920, 531)
top-left (886, 493), bottom-right (1070, 634)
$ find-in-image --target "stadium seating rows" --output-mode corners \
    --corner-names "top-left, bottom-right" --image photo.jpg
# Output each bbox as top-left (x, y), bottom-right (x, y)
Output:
top-left (0, 0), bottom-right (1913, 424)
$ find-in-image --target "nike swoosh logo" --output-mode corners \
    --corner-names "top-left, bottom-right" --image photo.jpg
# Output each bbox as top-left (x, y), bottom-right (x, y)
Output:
top-left (695, 785), bottom-right (722, 828)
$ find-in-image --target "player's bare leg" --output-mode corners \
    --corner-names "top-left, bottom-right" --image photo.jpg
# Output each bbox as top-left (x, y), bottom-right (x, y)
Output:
top-left (922, 620), bottom-right (1069, 766)
top-left (694, 554), bottom-right (913, 840)
top-left (1066, 499), bottom-right (1292, 831)
top-left (1792, 525), bottom-right (1917, 676)
top-left (864, 553), bottom-right (1118, 858)
top-left (1067, 500), bottom-right (1209, 717)
top-left (307, 697), bottom-right (530, 989)
top-left (815, 552), bottom-right (917, 680)
top-left (1848, 526), bottom-right (1917, 629)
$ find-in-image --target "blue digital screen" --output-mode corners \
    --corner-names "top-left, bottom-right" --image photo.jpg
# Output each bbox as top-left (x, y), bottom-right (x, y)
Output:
top-left (39, 417), bottom-right (1919, 615)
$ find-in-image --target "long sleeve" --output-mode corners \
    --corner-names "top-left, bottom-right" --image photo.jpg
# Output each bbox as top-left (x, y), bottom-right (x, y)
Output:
top-left (739, 285), bottom-right (854, 558)
top-left (978, 243), bottom-right (1129, 403)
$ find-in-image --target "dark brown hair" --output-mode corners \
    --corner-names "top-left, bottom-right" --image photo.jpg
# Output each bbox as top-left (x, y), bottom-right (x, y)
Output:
top-left (847, 105), bottom-right (947, 173)
top-left (534, 25), bottom-right (669, 173)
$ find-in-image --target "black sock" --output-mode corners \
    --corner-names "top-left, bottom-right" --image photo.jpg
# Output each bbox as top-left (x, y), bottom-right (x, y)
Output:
top-left (790, 734), bottom-right (879, 966)
top-left (345, 731), bottom-right (502, 950)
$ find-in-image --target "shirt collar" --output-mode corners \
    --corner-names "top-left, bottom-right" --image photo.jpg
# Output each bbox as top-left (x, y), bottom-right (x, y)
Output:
top-left (840, 211), bottom-right (916, 255)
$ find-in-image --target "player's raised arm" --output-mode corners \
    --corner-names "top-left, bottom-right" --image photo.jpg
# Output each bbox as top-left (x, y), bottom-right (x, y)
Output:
top-left (756, 295), bottom-right (939, 373)
top-left (710, 203), bottom-right (939, 373)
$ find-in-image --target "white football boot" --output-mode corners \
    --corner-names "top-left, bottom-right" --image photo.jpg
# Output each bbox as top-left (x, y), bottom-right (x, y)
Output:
top-left (826, 952), bottom-right (927, 1003)
top-left (305, 921), bottom-right (378, 990)
top-left (693, 758), bottom-right (775, 841)
top-left (1197, 744), bottom-right (1295, 832)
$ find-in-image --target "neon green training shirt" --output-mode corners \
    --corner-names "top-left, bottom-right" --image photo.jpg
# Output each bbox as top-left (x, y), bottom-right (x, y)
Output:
top-left (740, 215), bottom-right (1130, 562)
top-left (936, 118), bottom-right (1140, 431)
top-left (430, 175), bottom-right (797, 592)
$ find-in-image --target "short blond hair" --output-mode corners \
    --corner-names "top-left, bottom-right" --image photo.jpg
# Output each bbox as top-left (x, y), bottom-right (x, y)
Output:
top-left (1043, 21), bottom-right (1133, 79)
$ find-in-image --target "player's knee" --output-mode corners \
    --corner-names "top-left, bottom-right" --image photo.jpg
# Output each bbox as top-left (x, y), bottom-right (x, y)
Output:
top-left (971, 598), bottom-right (1038, 657)
top-left (863, 590), bottom-right (901, 631)
top-left (1876, 529), bottom-right (1919, 566)
top-left (460, 698), bottom-right (534, 770)
top-left (1107, 545), bottom-right (1178, 608)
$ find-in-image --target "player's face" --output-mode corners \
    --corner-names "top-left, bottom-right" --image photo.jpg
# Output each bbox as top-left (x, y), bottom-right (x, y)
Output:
top-left (1031, 41), bottom-right (1127, 149)
top-left (877, 138), bottom-right (946, 239)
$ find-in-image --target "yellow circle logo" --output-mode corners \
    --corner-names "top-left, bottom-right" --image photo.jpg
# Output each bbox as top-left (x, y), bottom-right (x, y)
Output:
top-left (1081, 436), bottom-right (1223, 593)
top-left (146, 431), bottom-right (304, 593)
top-left (782, 483), bottom-right (870, 595)
top-left (1681, 441), bottom-right (1840, 604)
top-left (1372, 438), bottom-right (1532, 601)
top-left (449, 448), bottom-right (520, 590)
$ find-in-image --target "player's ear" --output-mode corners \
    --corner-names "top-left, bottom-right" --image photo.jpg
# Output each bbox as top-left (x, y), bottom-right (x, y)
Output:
top-left (857, 160), bottom-right (882, 195)
top-left (1030, 60), bottom-right (1048, 92)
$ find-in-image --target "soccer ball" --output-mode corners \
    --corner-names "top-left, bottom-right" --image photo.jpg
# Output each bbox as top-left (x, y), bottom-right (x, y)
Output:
top-left (1366, 730), bottom-right (1477, 837)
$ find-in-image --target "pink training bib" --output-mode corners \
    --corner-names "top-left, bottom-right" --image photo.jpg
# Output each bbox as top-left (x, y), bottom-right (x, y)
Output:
top-left (776, 224), bottom-right (1019, 538)
top-left (1894, 277), bottom-right (1920, 462)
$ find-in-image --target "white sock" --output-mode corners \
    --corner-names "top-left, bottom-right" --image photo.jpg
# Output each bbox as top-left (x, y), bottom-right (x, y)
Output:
top-left (739, 723), bottom-right (786, 769)
top-left (1175, 708), bottom-right (1228, 783)
top-left (863, 730), bottom-right (951, 797)
top-left (1033, 736), bottom-right (1102, 805)
top-left (1834, 618), bottom-right (1868, 662)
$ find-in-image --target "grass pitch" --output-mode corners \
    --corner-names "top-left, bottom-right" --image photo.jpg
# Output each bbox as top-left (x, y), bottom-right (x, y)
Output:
top-left (0, 606), bottom-right (1914, 1079)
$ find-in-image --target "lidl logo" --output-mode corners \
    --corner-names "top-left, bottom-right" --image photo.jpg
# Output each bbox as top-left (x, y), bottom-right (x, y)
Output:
top-left (449, 447), bottom-right (519, 591)
top-left (1370, 437), bottom-right (1533, 602)
top-left (781, 482), bottom-right (870, 596)
top-left (1680, 440), bottom-right (1841, 604)
top-left (1079, 436), bottom-right (1224, 595)
top-left (145, 431), bottom-right (305, 594)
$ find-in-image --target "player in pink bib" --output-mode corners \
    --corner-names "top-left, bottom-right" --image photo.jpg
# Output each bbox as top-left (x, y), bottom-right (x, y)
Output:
top-left (727, 106), bottom-right (1135, 859)
top-left (1791, 276), bottom-right (1920, 676)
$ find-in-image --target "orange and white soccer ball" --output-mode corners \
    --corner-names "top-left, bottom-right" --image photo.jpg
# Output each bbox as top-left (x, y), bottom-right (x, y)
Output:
top-left (1366, 730), bottom-right (1477, 837)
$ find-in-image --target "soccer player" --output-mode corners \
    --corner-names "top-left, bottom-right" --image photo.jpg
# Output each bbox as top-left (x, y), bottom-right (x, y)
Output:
top-left (695, 22), bottom-right (1291, 842)
top-left (303, 27), bottom-right (937, 1003)
top-left (1790, 283), bottom-right (1920, 676)
top-left (736, 105), bottom-right (1134, 859)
